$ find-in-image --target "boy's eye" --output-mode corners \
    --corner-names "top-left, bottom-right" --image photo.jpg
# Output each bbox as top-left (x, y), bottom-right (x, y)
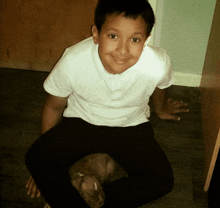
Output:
top-left (132, 38), bottom-right (140, 43)
top-left (109, 34), bottom-right (117, 39)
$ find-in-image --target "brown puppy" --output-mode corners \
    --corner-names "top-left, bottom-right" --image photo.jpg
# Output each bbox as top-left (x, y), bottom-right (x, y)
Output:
top-left (44, 153), bottom-right (127, 208)
top-left (69, 153), bottom-right (128, 208)
top-left (44, 153), bottom-right (128, 208)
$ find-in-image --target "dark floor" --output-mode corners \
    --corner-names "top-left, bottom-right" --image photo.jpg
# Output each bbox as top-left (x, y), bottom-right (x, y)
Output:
top-left (0, 67), bottom-right (208, 208)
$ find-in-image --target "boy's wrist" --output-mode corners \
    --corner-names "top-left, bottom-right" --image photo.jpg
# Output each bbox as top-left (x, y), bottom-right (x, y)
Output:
top-left (155, 109), bottom-right (166, 117)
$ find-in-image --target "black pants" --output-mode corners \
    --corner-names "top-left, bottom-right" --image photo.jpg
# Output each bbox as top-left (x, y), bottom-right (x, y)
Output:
top-left (25, 118), bottom-right (174, 208)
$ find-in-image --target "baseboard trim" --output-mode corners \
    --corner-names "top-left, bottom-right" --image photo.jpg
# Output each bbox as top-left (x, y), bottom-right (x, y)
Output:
top-left (174, 72), bottom-right (202, 87)
top-left (1, 66), bottom-right (202, 87)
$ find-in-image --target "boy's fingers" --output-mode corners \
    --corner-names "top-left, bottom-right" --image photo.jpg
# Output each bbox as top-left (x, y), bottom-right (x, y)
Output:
top-left (176, 101), bottom-right (187, 107)
top-left (179, 103), bottom-right (188, 108)
top-left (170, 101), bottom-right (189, 112)
top-left (26, 176), bottom-right (32, 188)
top-left (168, 115), bottom-right (181, 121)
top-left (37, 189), bottom-right (41, 198)
top-left (27, 178), bottom-right (35, 196)
top-left (27, 180), bottom-right (33, 195)
top-left (26, 176), bottom-right (41, 198)
top-left (168, 99), bottom-right (188, 107)
top-left (174, 108), bottom-right (189, 114)
top-left (158, 113), bottom-right (180, 121)
top-left (173, 101), bottom-right (187, 108)
top-left (180, 108), bottom-right (189, 112)
top-left (31, 185), bottom-right (37, 198)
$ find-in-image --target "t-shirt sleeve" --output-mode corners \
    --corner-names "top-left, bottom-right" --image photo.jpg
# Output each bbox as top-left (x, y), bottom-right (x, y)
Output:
top-left (43, 49), bottom-right (73, 97)
top-left (156, 51), bottom-right (175, 89)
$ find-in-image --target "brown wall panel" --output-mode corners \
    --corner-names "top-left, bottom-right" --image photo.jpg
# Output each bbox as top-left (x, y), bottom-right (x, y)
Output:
top-left (200, 0), bottom-right (220, 191)
top-left (0, 0), bottom-right (97, 71)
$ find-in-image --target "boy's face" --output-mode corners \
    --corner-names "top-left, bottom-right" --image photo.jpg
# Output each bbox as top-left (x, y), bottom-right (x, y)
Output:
top-left (92, 14), bottom-right (150, 75)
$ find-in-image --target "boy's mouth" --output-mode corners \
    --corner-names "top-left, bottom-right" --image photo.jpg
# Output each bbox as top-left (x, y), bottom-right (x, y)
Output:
top-left (113, 56), bottom-right (129, 65)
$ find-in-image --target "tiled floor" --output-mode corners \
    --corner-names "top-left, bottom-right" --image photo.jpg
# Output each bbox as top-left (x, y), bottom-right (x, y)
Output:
top-left (0, 68), bottom-right (208, 207)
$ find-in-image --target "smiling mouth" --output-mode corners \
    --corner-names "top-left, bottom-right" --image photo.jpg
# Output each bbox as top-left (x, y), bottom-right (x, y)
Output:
top-left (113, 56), bottom-right (129, 64)
top-left (114, 57), bottom-right (128, 64)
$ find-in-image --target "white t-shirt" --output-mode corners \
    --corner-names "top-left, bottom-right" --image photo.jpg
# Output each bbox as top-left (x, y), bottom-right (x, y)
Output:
top-left (44, 37), bottom-right (174, 127)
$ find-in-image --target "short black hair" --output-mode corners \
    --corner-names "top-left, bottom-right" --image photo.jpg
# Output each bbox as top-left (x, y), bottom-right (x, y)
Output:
top-left (94, 0), bottom-right (155, 38)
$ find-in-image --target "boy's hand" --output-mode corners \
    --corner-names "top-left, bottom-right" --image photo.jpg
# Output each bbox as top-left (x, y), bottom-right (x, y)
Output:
top-left (26, 176), bottom-right (41, 198)
top-left (157, 98), bottom-right (189, 121)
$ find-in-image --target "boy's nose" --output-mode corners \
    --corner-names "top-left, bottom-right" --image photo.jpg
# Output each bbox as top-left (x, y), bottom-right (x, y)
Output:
top-left (116, 40), bottom-right (129, 55)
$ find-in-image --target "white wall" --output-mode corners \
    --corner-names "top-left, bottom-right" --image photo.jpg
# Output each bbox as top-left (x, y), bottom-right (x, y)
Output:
top-left (148, 0), bottom-right (157, 46)
top-left (152, 0), bottom-right (216, 87)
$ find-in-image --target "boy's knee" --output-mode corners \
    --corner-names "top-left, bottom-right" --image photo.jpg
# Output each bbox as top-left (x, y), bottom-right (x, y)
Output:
top-left (158, 160), bottom-right (174, 194)
top-left (160, 170), bottom-right (174, 195)
top-left (144, 167), bottom-right (174, 198)
top-left (25, 145), bottom-right (43, 170)
top-left (165, 174), bottom-right (174, 193)
top-left (25, 148), bottom-right (36, 169)
top-left (25, 148), bottom-right (32, 166)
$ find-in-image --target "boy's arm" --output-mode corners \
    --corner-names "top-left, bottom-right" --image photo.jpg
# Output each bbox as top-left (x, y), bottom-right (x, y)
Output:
top-left (151, 87), bottom-right (189, 121)
top-left (41, 94), bottom-right (68, 134)
top-left (26, 94), bottom-right (69, 198)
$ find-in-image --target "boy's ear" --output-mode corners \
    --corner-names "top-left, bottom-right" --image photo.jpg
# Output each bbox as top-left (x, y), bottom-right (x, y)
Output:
top-left (144, 34), bottom-right (151, 46)
top-left (92, 25), bottom-right (99, 44)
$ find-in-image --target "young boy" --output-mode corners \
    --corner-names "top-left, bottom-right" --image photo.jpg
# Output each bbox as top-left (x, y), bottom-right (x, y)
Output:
top-left (25, 0), bottom-right (188, 207)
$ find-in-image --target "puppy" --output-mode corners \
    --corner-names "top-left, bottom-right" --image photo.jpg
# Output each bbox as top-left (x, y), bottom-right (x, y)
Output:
top-left (44, 153), bottom-right (127, 208)
top-left (69, 153), bottom-right (128, 208)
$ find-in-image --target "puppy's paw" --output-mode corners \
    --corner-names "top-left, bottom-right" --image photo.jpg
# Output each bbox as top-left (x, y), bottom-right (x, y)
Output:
top-left (71, 173), bottom-right (105, 208)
